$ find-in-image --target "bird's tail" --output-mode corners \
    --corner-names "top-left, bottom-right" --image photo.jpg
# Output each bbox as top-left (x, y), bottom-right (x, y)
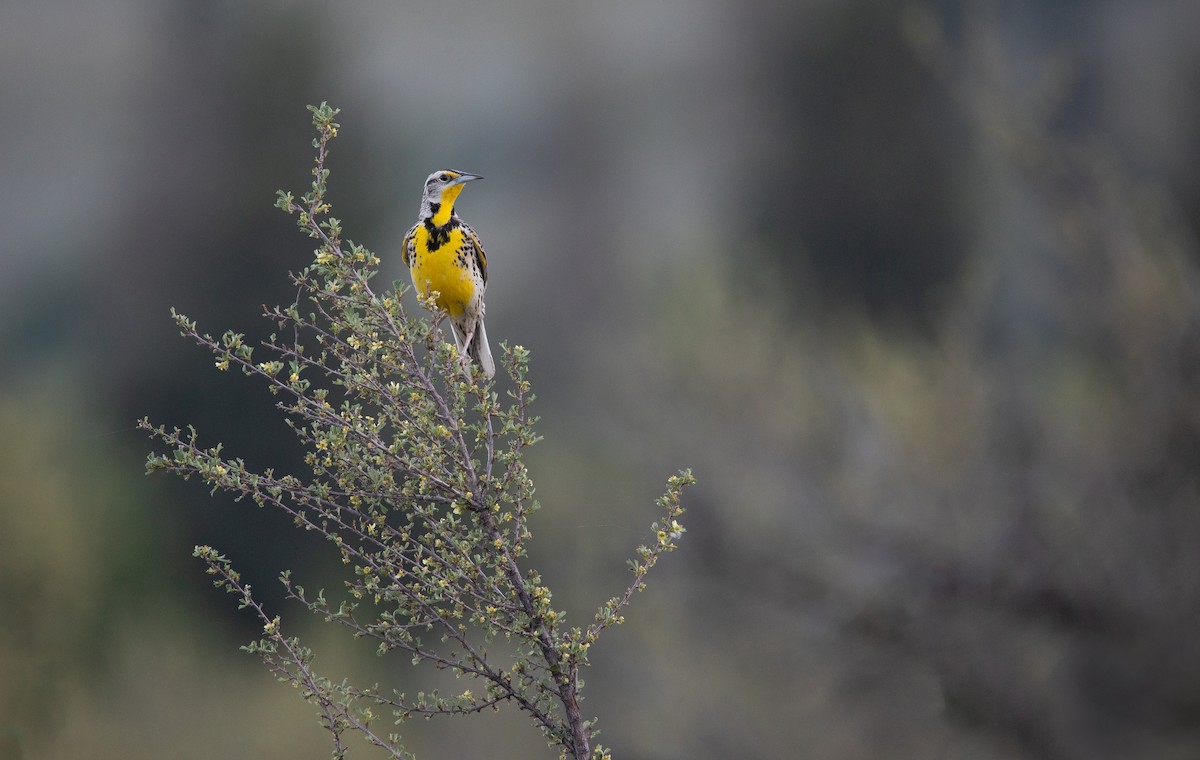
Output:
top-left (469, 319), bottom-right (496, 379)
top-left (452, 319), bottom-right (495, 379)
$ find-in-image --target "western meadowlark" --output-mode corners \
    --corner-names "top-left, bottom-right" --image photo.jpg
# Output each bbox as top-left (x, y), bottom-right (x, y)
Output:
top-left (402, 169), bottom-right (495, 379)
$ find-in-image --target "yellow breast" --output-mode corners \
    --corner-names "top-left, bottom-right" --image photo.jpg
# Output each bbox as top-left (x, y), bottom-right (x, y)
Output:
top-left (410, 226), bottom-right (475, 318)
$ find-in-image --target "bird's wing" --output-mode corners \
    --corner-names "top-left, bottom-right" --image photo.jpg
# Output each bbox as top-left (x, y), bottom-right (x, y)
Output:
top-left (462, 222), bottom-right (488, 285)
top-left (401, 223), bottom-right (419, 269)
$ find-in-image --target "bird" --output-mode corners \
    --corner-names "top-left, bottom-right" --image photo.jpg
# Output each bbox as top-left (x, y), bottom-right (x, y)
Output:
top-left (402, 169), bottom-right (495, 379)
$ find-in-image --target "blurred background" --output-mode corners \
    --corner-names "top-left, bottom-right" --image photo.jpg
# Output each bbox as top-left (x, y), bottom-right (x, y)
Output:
top-left (4, 1), bottom-right (1200, 758)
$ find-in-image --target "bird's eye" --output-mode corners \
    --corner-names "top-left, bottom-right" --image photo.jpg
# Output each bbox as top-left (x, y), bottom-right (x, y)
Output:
top-left (440, 173), bottom-right (450, 181)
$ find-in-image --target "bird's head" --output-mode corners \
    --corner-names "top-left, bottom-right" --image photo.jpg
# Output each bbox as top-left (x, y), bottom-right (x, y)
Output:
top-left (420, 170), bottom-right (483, 223)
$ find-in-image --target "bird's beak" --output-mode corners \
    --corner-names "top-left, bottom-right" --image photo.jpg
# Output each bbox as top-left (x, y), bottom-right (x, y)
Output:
top-left (451, 171), bottom-right (483, 185)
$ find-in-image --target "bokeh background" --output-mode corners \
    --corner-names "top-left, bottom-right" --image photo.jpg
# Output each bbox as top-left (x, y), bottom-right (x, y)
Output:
top-left (5, 1), bottom-right (1200, 758)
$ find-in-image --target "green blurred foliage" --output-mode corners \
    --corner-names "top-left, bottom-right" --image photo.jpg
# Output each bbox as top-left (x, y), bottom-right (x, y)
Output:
top-left (0, 386), bottom-right (326, 759)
